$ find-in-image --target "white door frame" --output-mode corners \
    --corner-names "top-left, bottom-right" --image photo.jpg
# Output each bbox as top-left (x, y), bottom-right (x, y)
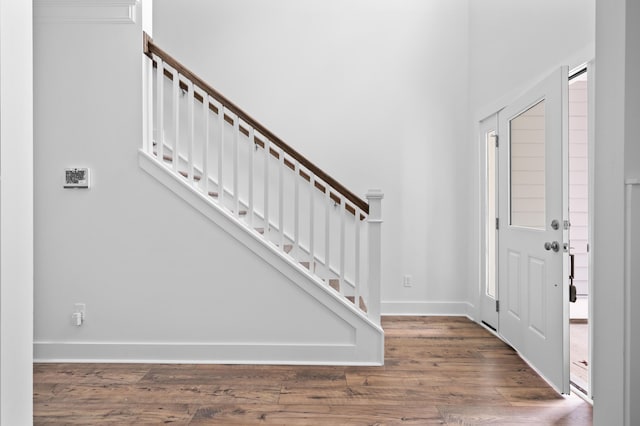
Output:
top-left (586, 60), bottom-right (595, 399)
top-left (479, 113), bottom-right (500, 330)
top-left (567, 60), bottom-right (595, 399)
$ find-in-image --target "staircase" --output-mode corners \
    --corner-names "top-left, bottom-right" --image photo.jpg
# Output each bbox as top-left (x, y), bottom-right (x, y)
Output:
top-left (139, 33), bottom-right (384, 364)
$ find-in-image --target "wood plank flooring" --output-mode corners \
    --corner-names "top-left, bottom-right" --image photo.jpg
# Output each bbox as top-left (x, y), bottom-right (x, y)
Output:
top-left (34, 316), bottom-right (592, 425)
top-left (570, 321), bottom-right (589, 390)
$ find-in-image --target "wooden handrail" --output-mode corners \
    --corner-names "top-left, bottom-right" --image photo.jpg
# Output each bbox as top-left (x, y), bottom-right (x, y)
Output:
top-left (143, 32), bottom-right (369, 216)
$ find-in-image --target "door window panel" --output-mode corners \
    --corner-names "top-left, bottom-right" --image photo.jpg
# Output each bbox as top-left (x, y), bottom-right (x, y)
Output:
top-left (510, 100), bottom-right (546, 229)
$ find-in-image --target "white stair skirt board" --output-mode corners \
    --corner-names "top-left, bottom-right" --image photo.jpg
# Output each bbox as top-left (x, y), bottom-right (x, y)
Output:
top-left (381, 301), bottom-right (473, 316)
top-left (99, 150), bottom-right (384, 365)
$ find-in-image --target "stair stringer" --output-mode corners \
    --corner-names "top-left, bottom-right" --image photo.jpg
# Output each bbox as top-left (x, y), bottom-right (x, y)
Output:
top-left (138, 150), bottom-right (384, 365)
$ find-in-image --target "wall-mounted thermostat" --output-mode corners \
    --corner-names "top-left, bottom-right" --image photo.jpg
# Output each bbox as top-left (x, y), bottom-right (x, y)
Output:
top-left (64, 168), bottom-right (90, 188)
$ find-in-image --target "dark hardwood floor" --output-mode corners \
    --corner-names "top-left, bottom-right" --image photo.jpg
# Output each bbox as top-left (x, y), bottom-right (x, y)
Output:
top-left (34, 316), bottom-right (592, 425)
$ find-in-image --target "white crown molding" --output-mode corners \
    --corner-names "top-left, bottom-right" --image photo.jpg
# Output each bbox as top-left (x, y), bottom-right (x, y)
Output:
top-left (34, 0), bottom-right (138, 24)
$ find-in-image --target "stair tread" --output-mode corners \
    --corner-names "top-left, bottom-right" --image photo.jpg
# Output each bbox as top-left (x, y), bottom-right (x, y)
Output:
top-left (204, 191), bottom-right (245, 215)
top-left (178, 170), bottom-right (202, 181)
top-left (346, 295), bottom-right (368, 313)
top-left (151, 148), bottom-right (173, 163)
top-left (328, 279), bottom-right (340, 292)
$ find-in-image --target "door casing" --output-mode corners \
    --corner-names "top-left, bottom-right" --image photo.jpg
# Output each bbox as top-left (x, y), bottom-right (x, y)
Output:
top-left (479, 114), bottom-right (499, 330)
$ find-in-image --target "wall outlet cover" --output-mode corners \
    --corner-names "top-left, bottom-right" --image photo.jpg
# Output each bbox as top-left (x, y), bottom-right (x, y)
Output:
top-left (403, 275), bottom-right (412, 287)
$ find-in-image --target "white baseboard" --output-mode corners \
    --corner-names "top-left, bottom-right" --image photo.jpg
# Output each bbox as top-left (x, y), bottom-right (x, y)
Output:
top-left (34, 341), bottom-right (383, 366)
top-left (381, 301), bottom-right (473, 317)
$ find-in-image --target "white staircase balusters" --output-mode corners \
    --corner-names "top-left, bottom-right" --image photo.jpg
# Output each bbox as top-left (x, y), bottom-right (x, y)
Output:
top-left (186, 81), bottom-right (195, 181)
top-left (339, 197), bottom-right (346, 293)
top-left (278, 149), bottom-right (285, 251)
top-left (154, 55), bottom-right (164, 162)
top-left (263, 137), bottom-right (270, 234)
top-left (171, 69), bottom-right (180, 174)
top-left (325, 187), bottom-right (331, 279)
top-left (309, 174), bottom-right (315, 265)
top-left (354, 206), bottom-right (362, 311)
top-left (217, 105), bottom-right (224, 205)
top-left (233, 115), bottom-right (240, 218)
top-left (248, 127), bottom-right (255, 227)
top-left (143, 44), bottom-right (384, 323)
top-left (202, 91), bottom-right (210, 196)
top-left (143, 50), bottom-right (153, 154)
top-left (366, 190), bottom-right (384, 324)
top-left (293, 160), bottom-right (300, 255)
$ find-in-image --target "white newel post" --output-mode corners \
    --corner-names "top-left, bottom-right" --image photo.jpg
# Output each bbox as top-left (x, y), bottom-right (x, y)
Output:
top-left (141, 3), bottom-right (153, 154)
top-left (366, 189), bottom-right (383, 324)
top-left (142, 52), bottom-right (152, 153)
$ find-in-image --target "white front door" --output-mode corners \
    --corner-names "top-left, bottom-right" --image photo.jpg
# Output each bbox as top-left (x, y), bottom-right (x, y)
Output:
top-left (498, 68), bottom-right (569, 393)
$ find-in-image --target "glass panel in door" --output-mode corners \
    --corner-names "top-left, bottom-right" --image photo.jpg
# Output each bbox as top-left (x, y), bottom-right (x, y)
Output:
top-left (480, 114), bottom-right (499, 330)
top-left (510, 100), bottom-right (546, 229)
top-left (487, 130), bottom-right (497, 299)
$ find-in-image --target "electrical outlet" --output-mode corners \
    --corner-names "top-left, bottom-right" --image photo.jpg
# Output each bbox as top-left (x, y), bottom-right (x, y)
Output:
top-left (72, 303), bottom-right (86, 326)
top-left (403, 275), bottom-right (412, 287)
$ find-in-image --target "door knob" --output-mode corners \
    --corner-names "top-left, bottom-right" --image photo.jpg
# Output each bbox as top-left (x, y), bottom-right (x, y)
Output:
top-left (544, 241), bottom-right (560, 252)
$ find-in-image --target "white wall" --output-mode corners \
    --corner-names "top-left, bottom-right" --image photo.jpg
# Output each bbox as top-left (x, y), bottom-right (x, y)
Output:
top-left (34, 1), bottom-right (379, 365)
top-left (594, 0), bottom-right (640, 424)
top-left (153, 0), bottom-right (472, 315)
top-left (625, 1), bottom-right (640, 177)
top-left (467, 0), bottom-right (595, 317)
top-left (0, 0), bottom-right (33, 423)
top-left (593, 1), bottom-right (625, 424)
top-left (468, 0), bottom-right (596, 118)
top-left (625, 1), bottom-right (640, 424)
